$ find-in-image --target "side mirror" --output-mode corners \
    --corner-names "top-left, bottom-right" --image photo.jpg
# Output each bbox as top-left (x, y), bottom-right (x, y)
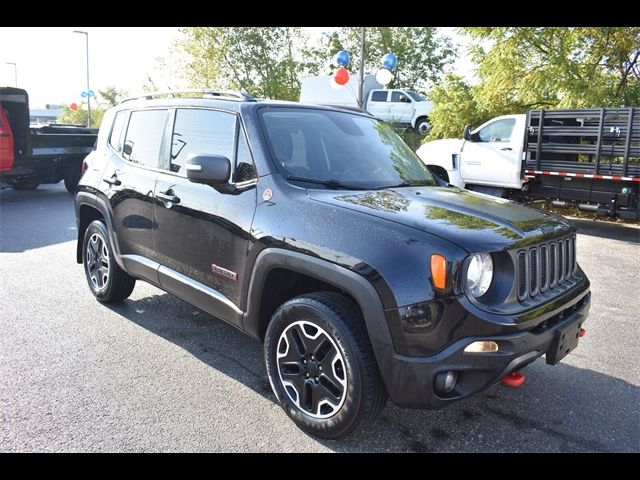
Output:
top-left (123, 141), bottom-right (133, 156)
top-left (463, 124), bottom-right (472, 141)
top-left (185, 154), bottom-right (231, 189)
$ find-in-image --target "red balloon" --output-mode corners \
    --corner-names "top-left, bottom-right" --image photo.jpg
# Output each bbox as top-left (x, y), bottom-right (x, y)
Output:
top-left (334, 67), bottom-right (350, 86)
top-left (70, 103), bottom-right (78, 111)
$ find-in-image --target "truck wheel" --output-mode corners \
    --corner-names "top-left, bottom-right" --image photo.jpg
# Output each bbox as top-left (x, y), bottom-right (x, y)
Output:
top-left (264, 291), bottom-right (387, 439)
top-left (64, 162), bottom-right (82, 194)
top-left (82, 220), bottom-right (136, 303)
top-left (415, 117), bottom-right (430, 136)
top-left (12, 180), bottom-right (40, 191)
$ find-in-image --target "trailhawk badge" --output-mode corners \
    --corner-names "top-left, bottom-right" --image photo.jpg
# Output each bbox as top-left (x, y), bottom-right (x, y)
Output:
top-left (211, 263), bottom-right (238, 281)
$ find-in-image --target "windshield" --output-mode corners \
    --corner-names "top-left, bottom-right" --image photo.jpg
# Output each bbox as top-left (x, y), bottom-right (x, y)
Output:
top-left (405, 91), bottom-right (426, 102)
top-left (260, 108), bottom-right (436, 189)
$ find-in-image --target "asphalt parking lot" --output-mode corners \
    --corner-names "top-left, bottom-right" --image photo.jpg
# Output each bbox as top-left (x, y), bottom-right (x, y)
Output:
top-left (0, 183), bottom-right (638, 452)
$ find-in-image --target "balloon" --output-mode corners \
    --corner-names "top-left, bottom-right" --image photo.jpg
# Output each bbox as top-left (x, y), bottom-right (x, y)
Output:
top-left (334, 67), bottom-right (350, 86)
top-left (335, 50), bottom-right (350, 67)
top-left (382, 53), bottom-right (398, 71)
top-left (87, 89), bottom-right (95, 97)
top-left (329, 76), bottom-right (342, 90)
top-left (70, 103), bottom-right (78, 111)
top-left (375, 68), bottom-right (393, 86)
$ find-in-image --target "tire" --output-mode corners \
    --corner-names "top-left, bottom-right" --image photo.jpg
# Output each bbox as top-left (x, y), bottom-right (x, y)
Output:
top-left (12, 180), bottom-right (40, 191)
top-left (64, 161), bottom-right (82, 194)
top-left (415, 117), bottom-right (430, 136)
top-left (82, 220), bottom-right (136, 303)
top-left (264, 291), bottom-right (387, 439)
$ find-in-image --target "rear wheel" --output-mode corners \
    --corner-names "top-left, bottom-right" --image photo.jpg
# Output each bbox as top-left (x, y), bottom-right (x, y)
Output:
top-left (12, 180), bottom-right (40, 191)
top-left (82, 220), bottom-right (135, 303)
top-left (64, 161), bottom-right (83, 194)
top-left (264, 291), bottom-right (387, 439)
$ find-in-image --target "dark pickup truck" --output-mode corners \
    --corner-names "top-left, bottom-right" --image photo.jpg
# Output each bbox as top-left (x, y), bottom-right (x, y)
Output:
top-left (1, 87), bottom-right (97, 192)
top-left (75, 90), bottom-right (591, 439)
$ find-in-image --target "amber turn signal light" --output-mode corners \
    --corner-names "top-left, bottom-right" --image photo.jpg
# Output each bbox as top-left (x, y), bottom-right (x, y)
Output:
top-left (430, 254), bottom-right (447, 290)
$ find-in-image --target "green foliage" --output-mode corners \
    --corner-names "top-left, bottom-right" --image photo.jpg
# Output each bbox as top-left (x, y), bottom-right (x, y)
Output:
top-left (57, 85), bottom-right (127, 128)
top-left (176, 27), bottom-right (309, 101)
top-left (386, 122), bottom-right (424, 151)
top-left (310, 27), bottom-right (455, 93)
top-left (428, 27), bottom-right (640, 140)
top-left (426, 75), bottom-right (493, 140)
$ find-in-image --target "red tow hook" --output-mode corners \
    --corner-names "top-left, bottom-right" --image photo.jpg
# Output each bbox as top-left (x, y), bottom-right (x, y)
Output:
top-left (579, 328), bottom-right (586, 338)
top-left (501, 371), bottom-right (525, 388)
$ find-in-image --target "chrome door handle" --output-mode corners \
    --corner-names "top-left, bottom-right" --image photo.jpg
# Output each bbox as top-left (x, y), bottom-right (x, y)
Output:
top-left (157, 191), bottom-right (180, 204)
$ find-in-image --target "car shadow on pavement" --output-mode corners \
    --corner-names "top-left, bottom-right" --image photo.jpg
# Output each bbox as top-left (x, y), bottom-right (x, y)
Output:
top-left (570, 218), bottom-right (640, 245)
top-left (108, 292), bottom-right (639, 453)
top-left (0, 184), bottom-right (77, 253)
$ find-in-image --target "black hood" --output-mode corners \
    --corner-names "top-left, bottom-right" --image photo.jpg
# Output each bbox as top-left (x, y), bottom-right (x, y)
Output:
top-left (308, 186), bottom-right (573, 253)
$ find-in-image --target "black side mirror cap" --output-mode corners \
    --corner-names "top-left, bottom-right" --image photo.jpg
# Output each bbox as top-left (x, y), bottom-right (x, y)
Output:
top-left (185, 154), bottom-right (231, 187)
top-left (463, 124), bottom-right (472, 141)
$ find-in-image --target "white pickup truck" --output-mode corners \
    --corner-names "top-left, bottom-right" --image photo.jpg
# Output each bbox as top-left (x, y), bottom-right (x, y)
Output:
top-left (416, 109), bottom-right (640, 220)
top-left (299, 75), bottom-right (433, 135)
top-left (417, 114), bottom-right (527, 193)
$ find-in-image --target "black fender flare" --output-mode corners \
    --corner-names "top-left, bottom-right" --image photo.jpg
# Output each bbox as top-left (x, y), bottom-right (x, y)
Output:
top-left (242, 248), bottom-right (396, 387)
top-left (75, 191), bottom-right (124, 270)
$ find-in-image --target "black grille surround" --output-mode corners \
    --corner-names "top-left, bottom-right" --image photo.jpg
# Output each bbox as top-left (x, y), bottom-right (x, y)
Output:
top-left (515, 235), bottom-right (578, 303)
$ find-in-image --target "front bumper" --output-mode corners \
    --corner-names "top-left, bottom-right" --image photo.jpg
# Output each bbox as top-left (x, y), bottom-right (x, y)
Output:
top-left (383, 290), bottom-right (590, 409)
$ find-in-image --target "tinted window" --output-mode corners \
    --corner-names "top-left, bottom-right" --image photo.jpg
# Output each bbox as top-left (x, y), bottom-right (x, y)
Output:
top-left (261, 108), bottom-right (436, 189)
top-left (477, 119), bottom-right (516, 142)
top-left (123, 109), bottom-right (167, 167)
top-left (170, 108), bottom-right (236, 174)
top-left (370, 91), bottom-right (388, 102)
top-left (234, 129), bottom-right (257, 183)
top-left (406, 91), bottom-right (426, 102)
top-left (390, 91), bottom-right (410, 103)
top-left (109, 111), bottom-right (128, 152)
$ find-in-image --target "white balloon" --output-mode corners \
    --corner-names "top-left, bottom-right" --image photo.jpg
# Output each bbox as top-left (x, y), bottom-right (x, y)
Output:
top-left (375, 68), bottom-right (393, 86)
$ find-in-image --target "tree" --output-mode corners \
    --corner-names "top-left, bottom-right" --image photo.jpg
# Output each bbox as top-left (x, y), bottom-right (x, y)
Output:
top-left (309, 27), bottom-right (456, 93)
top-left (426, 75), bottom-right (492, 140)
top-left (57, 85), bottom-right (128, 128)
top-left (427, 27), bottom-right (640, 140)
top-left (467, 27), bottom-right (640, 110)
top-left (176, 27), bottom-right (309, 101)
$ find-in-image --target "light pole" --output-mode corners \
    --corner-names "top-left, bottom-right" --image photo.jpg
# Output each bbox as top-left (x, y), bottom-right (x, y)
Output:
top-left (357, 28), bottom-right (365, 109)
top-left (73, 30), bottom-right (91, 128)
top-left (6, 62), bottom-right (17, 87)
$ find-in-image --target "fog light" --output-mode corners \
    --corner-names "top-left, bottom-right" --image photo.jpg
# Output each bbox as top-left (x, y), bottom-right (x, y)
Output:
top-left (435, 370), bottom-right (458, 394)
top-left (464, 341), bottom-right (499, 353)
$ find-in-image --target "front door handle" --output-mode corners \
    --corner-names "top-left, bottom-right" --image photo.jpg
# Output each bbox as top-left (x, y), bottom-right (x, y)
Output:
top-left (500, 147), bottom-right (513, 151)
top-left (157, 190), bottom-right (180, 204)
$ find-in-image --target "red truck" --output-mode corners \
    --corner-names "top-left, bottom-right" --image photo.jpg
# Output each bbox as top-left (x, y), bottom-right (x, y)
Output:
top-left (1, 87), bottom-right (97, 192)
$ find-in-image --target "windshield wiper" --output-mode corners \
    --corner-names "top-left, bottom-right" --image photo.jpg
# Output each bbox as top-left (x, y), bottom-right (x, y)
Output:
top-left (286, 175), bottom-right (367, 190)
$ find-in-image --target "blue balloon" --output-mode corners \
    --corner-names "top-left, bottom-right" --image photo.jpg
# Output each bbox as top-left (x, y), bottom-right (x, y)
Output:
top-left (335, 50), bottom-right (350, 67)
top-left (80, 91), bottom-right (88, 98)
top-left (382, 53), bottom-right (397, 71)
top-left (87, 89), bottom-right (95, 97)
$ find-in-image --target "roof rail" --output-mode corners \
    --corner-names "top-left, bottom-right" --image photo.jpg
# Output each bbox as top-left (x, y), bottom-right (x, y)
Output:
top-left (121, 89), bottom-right (256, 104)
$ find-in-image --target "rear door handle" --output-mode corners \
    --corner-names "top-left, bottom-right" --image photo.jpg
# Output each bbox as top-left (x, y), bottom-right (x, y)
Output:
top-left (157, 191), bottom-right (180, 204)
top-left (103, 174), bottom-right (121, 186)
top-left (500, 147), bottom-right (512, 151)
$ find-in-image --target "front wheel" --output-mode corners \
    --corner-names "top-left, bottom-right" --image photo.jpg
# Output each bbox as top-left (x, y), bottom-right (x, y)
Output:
top-left (415, 117), bottom-right (430, 136)
top-left (264, 292), bottom-right (387, 439)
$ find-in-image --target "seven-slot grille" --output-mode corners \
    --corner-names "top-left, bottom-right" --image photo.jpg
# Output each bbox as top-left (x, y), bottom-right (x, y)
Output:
top-left (516, 235), bottom-right (577, 301)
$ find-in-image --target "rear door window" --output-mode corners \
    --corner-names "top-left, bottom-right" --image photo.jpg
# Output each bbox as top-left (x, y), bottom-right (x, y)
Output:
top-left (122, 109), bottom-right (168, 168)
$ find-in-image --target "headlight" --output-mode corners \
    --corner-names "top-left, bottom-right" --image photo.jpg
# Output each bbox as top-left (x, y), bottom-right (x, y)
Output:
top-left (466, 253), bottom-right (493, 297)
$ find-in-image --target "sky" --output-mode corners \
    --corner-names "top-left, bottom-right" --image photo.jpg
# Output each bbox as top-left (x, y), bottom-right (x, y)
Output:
top-left (0, 27), bottom-right (475, 109)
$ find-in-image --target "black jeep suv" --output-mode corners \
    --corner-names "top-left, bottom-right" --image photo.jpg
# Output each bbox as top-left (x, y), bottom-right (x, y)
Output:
top-left (75, 90), bottom-right (591, 439)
